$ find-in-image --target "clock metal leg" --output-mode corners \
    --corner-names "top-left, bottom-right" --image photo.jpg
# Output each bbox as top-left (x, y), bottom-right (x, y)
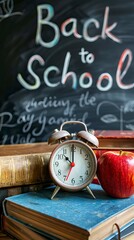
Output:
top-left (86, 186), bottom-right (96, 199)
top-left (51, 186), bottom-right (61, 200)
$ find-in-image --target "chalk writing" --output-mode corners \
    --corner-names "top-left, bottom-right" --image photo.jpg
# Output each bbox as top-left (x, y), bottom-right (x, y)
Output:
top-left (17, 5), bottom-right (128, 91)
top-left (17, 48), bottom-right (133, 91)
top-left (97, 101), bottom-right (134, 130)
top-left (0, 1), bottom-right (134, 144)
top-left (0, 89), bottom-right (96, 144)
top-left (36, 5), bottom-right (121, 48)
top-left (79, 48), bottom-right (95, 64)
top-left (0, 0), bottom-right (22, 21)
top-left (24, 96), bottom-right (76, 117)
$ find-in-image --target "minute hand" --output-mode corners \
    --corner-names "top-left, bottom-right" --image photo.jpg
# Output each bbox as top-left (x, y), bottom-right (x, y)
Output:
top-left (72, 144), bottom-right (75, 163)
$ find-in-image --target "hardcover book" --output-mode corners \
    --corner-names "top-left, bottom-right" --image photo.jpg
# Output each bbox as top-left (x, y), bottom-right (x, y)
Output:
top-left (2, 216), bottom-right (134, 240)
top-left (0, 152), bottom-right (51, 188)
top-left (2, 215), bottom-right (61, 240)
top-left (0, 152), bottom-right (52, 214)
top-left (2, 215), bottom-right (46, 240)
top-left (2, 184), bottom-right (134, 240)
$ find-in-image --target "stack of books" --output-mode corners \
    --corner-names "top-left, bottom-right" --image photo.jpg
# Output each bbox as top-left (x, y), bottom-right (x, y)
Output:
top-left (0, 151), bottom-right (52, 222)
top-left (2, 184), bottom-right (134, 240)
top-left (0, 136), bottom-right (133, 239)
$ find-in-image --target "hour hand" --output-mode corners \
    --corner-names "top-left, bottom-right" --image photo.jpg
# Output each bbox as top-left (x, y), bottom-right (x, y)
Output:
top-left (63, 155), bottom-right (71, 163)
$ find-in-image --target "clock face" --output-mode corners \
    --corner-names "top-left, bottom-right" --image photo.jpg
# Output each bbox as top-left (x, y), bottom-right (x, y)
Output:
top-left (49, 140), bottom-right (97, 191)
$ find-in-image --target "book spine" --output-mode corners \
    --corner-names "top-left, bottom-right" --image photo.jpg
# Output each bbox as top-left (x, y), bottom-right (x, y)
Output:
top-left (0, 153), bottom-right (51, 188)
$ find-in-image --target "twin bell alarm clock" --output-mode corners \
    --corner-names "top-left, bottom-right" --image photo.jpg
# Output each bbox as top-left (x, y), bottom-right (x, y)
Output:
top-left (48, 121), bottom-right (99, 199)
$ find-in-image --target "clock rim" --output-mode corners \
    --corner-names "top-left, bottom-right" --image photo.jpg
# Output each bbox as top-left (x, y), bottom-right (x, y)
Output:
top-left (49, 140), bottom-right (97, 191)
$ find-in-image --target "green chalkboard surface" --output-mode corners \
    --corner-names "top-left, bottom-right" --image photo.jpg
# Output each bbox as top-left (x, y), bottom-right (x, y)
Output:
top-left (0, 0), bottom-right (134, 144)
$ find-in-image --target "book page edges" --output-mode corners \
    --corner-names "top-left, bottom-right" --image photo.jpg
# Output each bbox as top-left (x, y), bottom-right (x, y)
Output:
top-left (88, 206), bottom-right (134, 240)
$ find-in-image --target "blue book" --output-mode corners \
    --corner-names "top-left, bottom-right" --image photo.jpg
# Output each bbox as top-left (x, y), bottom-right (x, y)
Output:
top-left (3, 184), bottom-right (134, 240)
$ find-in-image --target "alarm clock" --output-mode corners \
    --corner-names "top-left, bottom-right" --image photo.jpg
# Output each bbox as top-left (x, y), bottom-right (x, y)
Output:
top-left (48, 121), bottom-right (99, 199)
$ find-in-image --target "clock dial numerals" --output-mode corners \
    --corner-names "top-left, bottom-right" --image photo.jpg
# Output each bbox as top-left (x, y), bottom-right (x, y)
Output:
top-left (57, 154), bottom-right (64, 160)
top-left (55, 161), bottom-right (59, 167)
top-left (85, 154), bottom-right (89, 160)
top-left (87, 162), bottom-right (91, 168)
top-left (63, 148), bottom-right (67, 155)
top-left (50, 140), bottom-right (97, 190)
top-left (79, 176), bottom-right (84, 183)
top-left (85, 170), bottom-right (89, 175)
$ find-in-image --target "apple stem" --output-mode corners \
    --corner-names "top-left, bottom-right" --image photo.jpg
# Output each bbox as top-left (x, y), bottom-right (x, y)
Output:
top-left (119, 150), bottom-right (123, 155)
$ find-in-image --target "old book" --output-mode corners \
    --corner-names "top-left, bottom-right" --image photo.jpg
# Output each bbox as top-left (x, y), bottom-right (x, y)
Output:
top-left (2, 215), bottom-right (61, 240)
top-left (0, 142), bottom-right (54, 157)
top-left (2, 216), bottom-right (134, 240)
top-left (0, 183), bottom-right (51, 223)
top-left (0, 131), bottom-right (133, 157)
top-left (2, 215), bottom-right (47, 240)
top-left (0, 152), bottom-right (52, 216)
top-left (0, 142), bottom-right (54, 189)
top-left (3, 184), bottom-right (134, 240)
top-left (0, 183), bottom-right (51, 203)
top-left (0, 153), bottom-right (52, 188)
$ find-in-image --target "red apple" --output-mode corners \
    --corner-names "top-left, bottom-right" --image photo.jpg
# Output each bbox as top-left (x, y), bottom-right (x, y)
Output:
top-left (97, 151), bottom-right (134, 198)
top-left (94, 149), bottom-right (107, 160)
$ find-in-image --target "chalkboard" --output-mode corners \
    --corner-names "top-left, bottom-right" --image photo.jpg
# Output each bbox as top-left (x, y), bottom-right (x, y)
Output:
top-left (0, 0), bottom-right (134, 144)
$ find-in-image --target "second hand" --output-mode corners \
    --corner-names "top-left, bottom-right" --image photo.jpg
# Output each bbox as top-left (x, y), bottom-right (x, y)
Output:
top-left (66, 144), bottom-right (75, 181)
top-left (66, 162), bottom-right (75, 181)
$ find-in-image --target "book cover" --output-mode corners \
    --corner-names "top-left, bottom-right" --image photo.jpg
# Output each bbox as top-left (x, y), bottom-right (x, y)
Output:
top-left (3, 184), bottom-right (134, 240)
top-left (0, 183), bottom-right (51, 210)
